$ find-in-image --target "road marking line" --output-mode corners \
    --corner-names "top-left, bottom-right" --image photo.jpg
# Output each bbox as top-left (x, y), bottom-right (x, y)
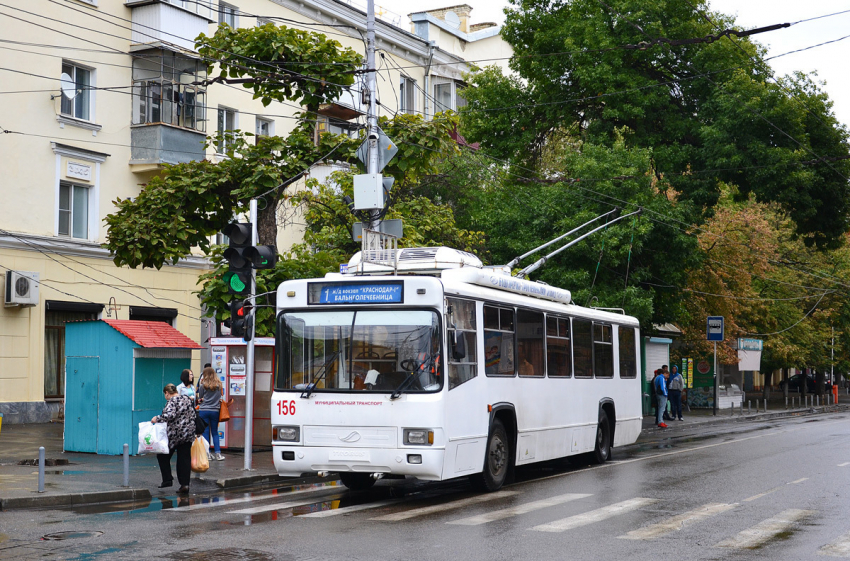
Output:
top-left (165, 484), bottom-right (342, 512)
top-left (819, 529), bottom-right (850, 557)
top-left (838, 462), bottom-right (850, 467)
top-left (743, 489), bottom-right (778, 502)
top-left (715, 509), bottom-right (815, 549)
top-left (447, 493), bottom-right (591, 526)
top-left (229, 494), bottom-right (346, 515)
top-left (299, 498), bottom-right (401, 518)
top-left (533, 498), bottom-right (657, 533)
top-left (788, 478), bottom-right (809, 485)
top-left (619, 503), bottom-right (737, 540)
top-left (526, 418), bottom-right (850, 488)
top-left (370, 491), bottom-right (518, 522)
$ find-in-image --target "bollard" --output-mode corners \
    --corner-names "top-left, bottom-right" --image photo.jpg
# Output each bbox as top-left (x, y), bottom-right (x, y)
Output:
top-left (731, 403), bottom-right (734, 416)
top-left (38, 446), bottom-right (45, 493)
top-left (740, 401), bottom-right (744, 416)
top-left (785, 396), bottom-right (788, 410)
top-left (817, 396), bottom-right (820, 407)
top-left (123, 443), bottom-right (129, 487)
top-left (756, 400), bottom-right (759, 413)
top-left (764, 399), bottom-right (767, 412)
top-left (748, 401), bottom-right (751, 414)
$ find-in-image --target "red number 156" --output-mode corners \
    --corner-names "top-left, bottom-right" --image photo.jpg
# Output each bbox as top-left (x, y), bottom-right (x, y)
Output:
top-left (278, 400), bottom-right (296, 415)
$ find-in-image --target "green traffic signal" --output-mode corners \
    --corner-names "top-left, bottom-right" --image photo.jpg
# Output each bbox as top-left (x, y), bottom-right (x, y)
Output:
top-left (222, 271), bottom-right (248, 294)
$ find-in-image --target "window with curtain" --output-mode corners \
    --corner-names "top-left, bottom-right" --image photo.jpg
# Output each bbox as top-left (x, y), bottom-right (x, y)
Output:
top-left (60, 62), bottom-right (91, 121)
top-left (44, 310), bottom-right (96, 398)
top-left (58, 181), bottom-right (89, 239)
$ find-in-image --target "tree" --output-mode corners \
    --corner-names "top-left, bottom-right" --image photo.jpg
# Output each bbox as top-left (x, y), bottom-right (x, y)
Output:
top-left (105, 24), bottom-right (475, 331)
top-left (460, 0), bottom-right (850, 247)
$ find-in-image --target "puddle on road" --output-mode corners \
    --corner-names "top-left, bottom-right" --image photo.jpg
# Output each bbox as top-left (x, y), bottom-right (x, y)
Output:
top-left (165, 548), bottom-right (278, 561)
top-left (42, 531), bottom-right (104, 541)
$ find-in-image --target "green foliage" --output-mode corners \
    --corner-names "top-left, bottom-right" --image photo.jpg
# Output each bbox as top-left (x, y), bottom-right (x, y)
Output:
top-left (461, 0), bottom-right (850, 247)
top-left (196, 23), bottom-right (363, 108)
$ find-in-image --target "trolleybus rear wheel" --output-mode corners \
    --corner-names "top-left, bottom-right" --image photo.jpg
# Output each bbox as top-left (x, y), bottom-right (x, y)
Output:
top-left (591, 414), bottom-right (611, 464)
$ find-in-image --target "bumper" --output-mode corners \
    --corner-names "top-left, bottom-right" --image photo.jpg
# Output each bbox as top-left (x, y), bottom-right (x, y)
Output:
top-left (273, 445), bottom-right (445, 480)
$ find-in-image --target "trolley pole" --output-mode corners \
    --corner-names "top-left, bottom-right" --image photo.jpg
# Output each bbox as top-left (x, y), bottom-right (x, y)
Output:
top-left (365, 0), bottom-right (380, 231)
top-left (243, 199), bottom-right (258, 471)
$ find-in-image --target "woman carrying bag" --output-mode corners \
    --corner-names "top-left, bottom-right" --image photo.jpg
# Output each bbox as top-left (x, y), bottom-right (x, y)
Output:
top-left (152, 384), bottom-right (196, 494)
top-left (197, 367), bottom-right (225, 461)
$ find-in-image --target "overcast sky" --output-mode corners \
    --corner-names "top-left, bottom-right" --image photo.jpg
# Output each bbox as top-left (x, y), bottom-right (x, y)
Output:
top-left (383, 0), bottom-right (850, 126)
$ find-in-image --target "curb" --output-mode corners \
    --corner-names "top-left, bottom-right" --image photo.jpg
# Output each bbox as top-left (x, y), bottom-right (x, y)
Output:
top-left (643, 404), bottom-right (848, 432)
top-left (0, 488), bottom-right (151, 511)
top-left (213, 473), bottom-right (332, 489)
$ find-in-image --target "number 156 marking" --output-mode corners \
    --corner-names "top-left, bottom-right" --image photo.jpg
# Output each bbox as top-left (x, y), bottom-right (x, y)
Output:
top-left (277, 400), bottom-right (296, 415)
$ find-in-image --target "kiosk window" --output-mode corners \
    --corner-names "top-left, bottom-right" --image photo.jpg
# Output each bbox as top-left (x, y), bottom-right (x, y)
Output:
top-left (546, 316), bottom-right (571, 378)
top-left (618, 326), bottom-right (637, 378)
top-left (484, 305), bottom-right (515, 376)
top-left (517, 309), bottom-right (544, 377)
top-left (594, 323), bottom-right (614, 378)
top-left (573, 319), bottom-right (593, 378)
top-left (447, 298), bottom-right (477, 389)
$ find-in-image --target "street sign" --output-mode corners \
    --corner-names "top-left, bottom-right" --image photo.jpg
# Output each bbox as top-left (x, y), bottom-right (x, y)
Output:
top-left (356, 127), bottom-right (398, 173)
top-left (737, 338), bottom-right (763, 351)
top-left (707, 316), bottom-right (724, 341)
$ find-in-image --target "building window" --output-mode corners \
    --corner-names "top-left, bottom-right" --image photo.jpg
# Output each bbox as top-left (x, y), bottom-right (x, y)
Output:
top-left (434, 81), bottom-right (452, 113)
top-left (316, 116), bottom-right (359, 138)
top-left (132, 51), bottom-right (206, 132)
top-left (456, 85), bottom-right (467, 110)
top-left (217, 107), bottom-right (236, 153)
top-left (400, 77), bottom-right (416, 114)
top-left (215, 231), bottom-right (230, 245)
top-left (219, 2), bottom-right (237, 26)
top-left (256, 16), bottom-right (273, 26)
top-left (58, 181), bottom-right (89, 239)
top-left (61, 62), bottom-right (91, 121)
top-left (447, 298), bottom-right (477, 389)
top-left (256, 117), bottom-right (273, 142)
top-left (44, 306), bottom-right (99, 398)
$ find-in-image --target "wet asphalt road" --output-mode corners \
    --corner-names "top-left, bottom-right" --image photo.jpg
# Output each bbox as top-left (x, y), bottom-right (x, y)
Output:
top-left (2, 413), bottom-right (849, 561)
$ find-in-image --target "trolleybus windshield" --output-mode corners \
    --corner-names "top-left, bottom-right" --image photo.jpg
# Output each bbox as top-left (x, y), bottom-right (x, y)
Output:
top-left (276, 310), bottom-right (442, 394)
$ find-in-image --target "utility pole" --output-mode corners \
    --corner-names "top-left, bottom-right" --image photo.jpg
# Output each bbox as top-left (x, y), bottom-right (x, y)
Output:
top-left (243, 199), bottom-right (257, 471)
top-left (365, 0), bottom-right (379, 231)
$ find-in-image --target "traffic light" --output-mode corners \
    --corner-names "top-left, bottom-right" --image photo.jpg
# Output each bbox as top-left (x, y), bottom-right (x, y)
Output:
top-left (230, 299), bottom-right (254, 341)
top-left (244, 245), bottom-right (277, 269)
top-left (222, 222), bottom-right (253, 296)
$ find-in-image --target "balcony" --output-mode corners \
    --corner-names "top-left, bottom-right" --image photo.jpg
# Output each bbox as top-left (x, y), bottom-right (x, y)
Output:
top-left (126, 0), bottom-right (214, 52)
top-left (130, 124), bottom-right (206, 170)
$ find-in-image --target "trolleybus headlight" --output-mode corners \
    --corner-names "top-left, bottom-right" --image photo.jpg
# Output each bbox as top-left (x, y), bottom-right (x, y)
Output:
top-left (274, 426), bottom-right (300, 442)
top-left (403, 429), bottom-right (434, 445)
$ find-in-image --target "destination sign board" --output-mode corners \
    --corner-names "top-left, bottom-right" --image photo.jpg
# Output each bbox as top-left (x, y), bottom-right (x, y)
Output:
top-left (308, 282), bottom-right (404, 305)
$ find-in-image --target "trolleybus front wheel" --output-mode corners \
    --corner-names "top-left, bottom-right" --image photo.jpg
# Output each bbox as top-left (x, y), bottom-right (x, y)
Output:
top-left (339, 472), bottom-right (377, 491)
top-left (591, 413), bottom-right (611, 464)
top-left (471, 419), bottom-right (509, 492)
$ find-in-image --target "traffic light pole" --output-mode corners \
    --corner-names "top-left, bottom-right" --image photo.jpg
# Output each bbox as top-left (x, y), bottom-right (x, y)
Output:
top-left (243, 199), bottom-right (258, 471)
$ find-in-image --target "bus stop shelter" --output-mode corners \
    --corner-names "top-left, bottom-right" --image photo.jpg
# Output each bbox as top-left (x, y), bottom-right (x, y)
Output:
top-left (64, 320), bottom-right (202, 455)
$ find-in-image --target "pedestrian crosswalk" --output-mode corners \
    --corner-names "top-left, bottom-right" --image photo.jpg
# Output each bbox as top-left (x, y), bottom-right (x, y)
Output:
top-left (162, 478), bottom-right (850, 555)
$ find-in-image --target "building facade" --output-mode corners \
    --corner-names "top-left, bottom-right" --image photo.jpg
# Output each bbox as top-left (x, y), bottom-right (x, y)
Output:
top-left (0, 0), bottom-right (510, 422)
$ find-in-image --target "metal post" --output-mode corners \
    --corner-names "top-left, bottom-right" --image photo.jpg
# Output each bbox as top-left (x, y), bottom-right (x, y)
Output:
top-left (244, 199), bottom-right (258, 471)
top-left (785, 396), bottom-right (788, 409)
top-left (755, 400), bottom-right (759, 413)
top-left (764, 399), bottom-right (767, 412)
top-left (740, 401), bottom-right (743, 416)
top-left (123, 443), bottom-right (129, 487)
top-left (713, 341), bottom-right (718, 416)
top-left (817, 395), bottom-right (820, 407)
top-left (38, 446), bottom-right (45, 493)
top-left (365, 0), bottom-right (379, 231)
top-left (730, 403), bottom-right (734, 416)
top-left (748, 401), bottom-right (751, 414)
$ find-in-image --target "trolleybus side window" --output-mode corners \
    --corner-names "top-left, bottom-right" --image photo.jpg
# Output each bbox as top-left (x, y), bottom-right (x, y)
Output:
top-left (618, 326), bottom-right (637, 378)
top-left (447, 298), bottom-right (478, 389)
top-left (594, 323), bottom-right (614, 378)
top-left (546, 315), bottom-right (571, 377)
top-left (573, 318), bottom-right (593, 378)
top-left (483, 304), bottom-right (515, 376)
top-left (517, 309), bottom-right (544, 377)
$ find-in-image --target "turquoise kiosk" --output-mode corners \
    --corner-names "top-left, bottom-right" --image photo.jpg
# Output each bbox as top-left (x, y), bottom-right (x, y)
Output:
top-left (64, 320), bottom-right (203, 455)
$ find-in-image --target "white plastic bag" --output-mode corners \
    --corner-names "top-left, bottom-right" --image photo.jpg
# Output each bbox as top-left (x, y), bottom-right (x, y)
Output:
top-left (138, 421), bottom-right (169, 455)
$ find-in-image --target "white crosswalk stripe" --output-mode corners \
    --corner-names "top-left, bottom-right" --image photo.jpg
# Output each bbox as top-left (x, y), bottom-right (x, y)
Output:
top-left (370, 491), bottom-right (518, 522)
top-left (715, 509), bottom-right (815, 549)
top-left (533, 498), bottom-right (657, 533)
top-left (299, 499), bottom-right (402, 518)
top-left (166, 485), bottom-right (342, 512)
top-left (819, 529), bottom-right (850, 557)
top-left (447, 493), bottom-right (592, 526)
top-left (619, 503), bottom-right (737, 540)
top-left (229, 494), bottom-right (346, 515)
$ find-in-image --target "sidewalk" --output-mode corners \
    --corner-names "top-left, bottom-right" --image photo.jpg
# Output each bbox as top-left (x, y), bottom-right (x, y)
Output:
top-left (0, 422), bottom-right (320, 510)
top-left (641, 401), bottom-right (849, 432)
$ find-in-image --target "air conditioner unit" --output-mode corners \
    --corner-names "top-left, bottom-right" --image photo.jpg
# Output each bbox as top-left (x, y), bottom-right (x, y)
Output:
top-left (5, 271), bottom-right (39, 307)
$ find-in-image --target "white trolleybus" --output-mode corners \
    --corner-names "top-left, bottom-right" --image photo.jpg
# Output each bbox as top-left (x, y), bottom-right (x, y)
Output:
top-left (271, 247), bottom-right (642, 491)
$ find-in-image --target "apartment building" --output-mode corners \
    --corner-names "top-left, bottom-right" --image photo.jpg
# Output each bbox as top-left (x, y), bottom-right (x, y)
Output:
top-left (0, 0), bottom-right (509, 423)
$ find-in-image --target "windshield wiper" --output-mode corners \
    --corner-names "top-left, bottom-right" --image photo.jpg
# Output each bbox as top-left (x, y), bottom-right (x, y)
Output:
top-left (390, 355), bottom-right (432, 400)
top-left (301, 350), bottom-right (341, 399)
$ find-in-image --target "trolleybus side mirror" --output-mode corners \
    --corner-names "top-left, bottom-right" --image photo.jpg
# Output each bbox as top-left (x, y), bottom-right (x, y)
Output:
top-left (451, 325), bottom-right (466, 361)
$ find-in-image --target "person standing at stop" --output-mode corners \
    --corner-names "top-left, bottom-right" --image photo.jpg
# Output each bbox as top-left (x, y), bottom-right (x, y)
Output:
top-left (668, 365), bottom-right (684, 421)
top-left (655, 367), bottom-right (669, 428)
